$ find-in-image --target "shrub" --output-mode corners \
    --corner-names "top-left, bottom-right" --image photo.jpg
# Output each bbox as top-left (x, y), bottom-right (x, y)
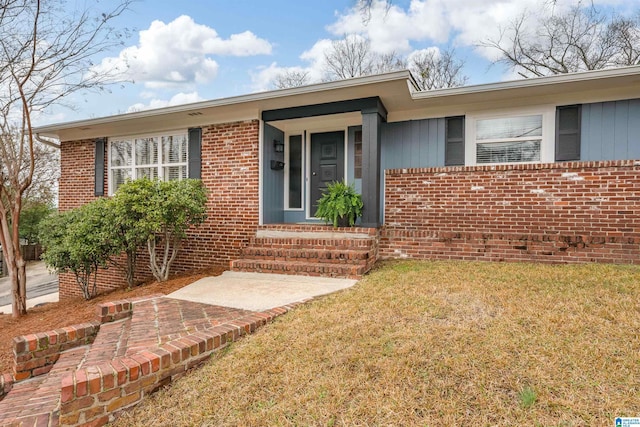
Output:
top-left (144, 179), bottom-right (207, 282)
top-left (39, 199), bottom-right (112, 300)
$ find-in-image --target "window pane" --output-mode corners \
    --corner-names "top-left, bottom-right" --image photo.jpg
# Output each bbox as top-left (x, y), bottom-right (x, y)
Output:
top-left (162, 135), bottom-right (187, 164)
top-left (477, 140), bottom-right (541, 164)
top-left (288, 135), bottom-right (302, 209)
top-left (558, 106), bottom-right (579, 131)
top-left (354, 130), bottom-right (362, 179)
top-left (112, 168), bottom-right (131, 192)
top-left (476, 115), bottom-right (542, 140)
top-left (447, 117), bottom-right (464, 140)
top-left (163, 165), bottom-right (187, 181)
top-left (446, 117), bottom-right (465, 166)
top-left (110, 140), bottom-right (131, 167)
top-left (136, 167), bottom-right (158, 180)
top-left (135, 137), bottom-right (158, 165)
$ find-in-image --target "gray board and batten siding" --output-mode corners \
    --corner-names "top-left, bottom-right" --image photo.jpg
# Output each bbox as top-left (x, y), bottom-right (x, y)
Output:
top-left (581, 99), bottom-right (640, 161)
top-left (262, 123), bottom-right (285, 224)
top-left (377, 99), bottom-right (640, 173)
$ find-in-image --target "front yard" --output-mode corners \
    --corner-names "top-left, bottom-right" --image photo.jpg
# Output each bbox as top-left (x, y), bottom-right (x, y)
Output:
top-left (112, 260), bottom-right (640, 426)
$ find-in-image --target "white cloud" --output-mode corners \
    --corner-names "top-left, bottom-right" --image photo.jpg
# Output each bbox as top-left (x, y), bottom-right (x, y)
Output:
top-left (328, 0), bottom-right (450, 53)
top-left (299, 38), bottom-right (334, 73)
top-left (92, 15), bottom-right (272, 90)
top-left (127, 91), bottom-right (204, 112)
top-left (327, 0), bottom-right (632, 60)
top-left (251, 63), bottom-right (287, 91)
top-left (251, 39), bottom-right (335, 91)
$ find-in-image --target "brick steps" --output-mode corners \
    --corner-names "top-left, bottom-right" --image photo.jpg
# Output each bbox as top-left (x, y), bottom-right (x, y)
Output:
top-left (231, 259), bottom-right (367, 278)
top-left (0, 345), bottom-right (89, 426)
top-left (240, 246), bottom-right (371, 263)
top-left (0, 296), bottom-right (294, 426)
top-left (231, 225), bottom-right (380, 279)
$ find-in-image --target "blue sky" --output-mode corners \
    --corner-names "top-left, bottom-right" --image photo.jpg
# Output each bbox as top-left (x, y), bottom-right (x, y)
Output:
top-left (39, 0), bottom-right (638, 125)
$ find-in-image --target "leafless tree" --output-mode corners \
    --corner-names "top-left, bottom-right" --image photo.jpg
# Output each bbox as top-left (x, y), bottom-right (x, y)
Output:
top-left (324, 35), bottom-right (404, 80)
top-left (409, 48), bottom-right (468, 90)
top-left (1, 135), bottom-right (59, 207)
top-left (375, 52), bottom-right (407, 75)
top-left (357, 0), bottom-right (391, 22)
top-left (482, 5), bottom-right (640, 77)
top-left (273, 70), bottom-right (310, 89)
top-left (0, 0), bottom-right (131, 317)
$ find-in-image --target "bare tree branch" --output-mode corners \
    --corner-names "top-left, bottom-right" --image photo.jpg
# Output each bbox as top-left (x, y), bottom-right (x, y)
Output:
top-left (481, 5), bottom-right (640, 77)
top-left (273, 70), bottom-right (310, 89)
top-left (323, 35), bottom-right (405, 81)
top-left (0, 0), bottom-right (132, 317)
top-left (409, 48), bottom-right (468, 90)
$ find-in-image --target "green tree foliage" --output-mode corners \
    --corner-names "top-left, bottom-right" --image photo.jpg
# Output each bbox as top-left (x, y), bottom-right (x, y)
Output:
top-left (108, 178), bottom-right (207, 284)
top-left (19, 202), bottom-right (53, 245)
top-left (39, 179), bottom-right (207, 298)
top-left (39, 199), bottom-right (113, 300)
top-left (144, 179), bottom-right (208, 282)
top-left (108, 178), bottom-right (158, 288)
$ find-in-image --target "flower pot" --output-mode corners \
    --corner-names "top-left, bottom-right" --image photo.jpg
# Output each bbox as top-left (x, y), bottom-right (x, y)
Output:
top-left (337, 216), bottom-right (351, 227)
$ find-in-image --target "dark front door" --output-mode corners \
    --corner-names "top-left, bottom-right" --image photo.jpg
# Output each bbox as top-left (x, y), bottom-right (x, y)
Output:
top-left (310, 131), bottom-right (345, 215)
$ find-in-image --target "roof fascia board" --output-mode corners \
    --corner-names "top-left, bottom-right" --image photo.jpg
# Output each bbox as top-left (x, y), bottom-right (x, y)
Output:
top-left (262, 97), bottom-right (386, 122)
top-left (412, 66), bottom-right (640, 100)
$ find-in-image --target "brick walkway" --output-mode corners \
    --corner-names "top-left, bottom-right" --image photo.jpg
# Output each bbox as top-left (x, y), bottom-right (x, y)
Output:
top-left (0, 295), bottom-right (293, 426)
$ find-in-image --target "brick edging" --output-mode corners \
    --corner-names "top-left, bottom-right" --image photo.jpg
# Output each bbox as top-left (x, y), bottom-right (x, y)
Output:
top-left (96, 294), bottom-right (164, 324)
top-left (59, 304), bottom-right (296, 426)
top-left (0, 372), bottom-right (13, 401)
top-left (12, 322), bottom-right (101, 382)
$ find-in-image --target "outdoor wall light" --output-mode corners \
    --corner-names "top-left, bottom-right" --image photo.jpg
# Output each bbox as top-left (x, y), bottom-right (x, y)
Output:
top-left (273, 139), bottom-right (284, 153)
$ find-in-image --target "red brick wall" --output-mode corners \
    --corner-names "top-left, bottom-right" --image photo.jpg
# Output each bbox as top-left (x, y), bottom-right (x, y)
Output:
top-left (58, 139), bottom-right (103, 211)
top-left (380, 160), bottom-right (640, 264)
top-left (58, 120), bottom-right (260, 299)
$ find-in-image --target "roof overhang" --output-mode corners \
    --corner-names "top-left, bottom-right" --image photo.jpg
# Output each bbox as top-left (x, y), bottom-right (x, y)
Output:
top-left (394, 65), bottom-right (640, 120)
top-left (34, 71), bottom-right (417, 142)
top-left (34, 65), bottom-right (640, 142)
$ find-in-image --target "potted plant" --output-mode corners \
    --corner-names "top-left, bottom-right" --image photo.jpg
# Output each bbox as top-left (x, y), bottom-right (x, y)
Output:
top-left (315, 181), bottom-right (363, 227)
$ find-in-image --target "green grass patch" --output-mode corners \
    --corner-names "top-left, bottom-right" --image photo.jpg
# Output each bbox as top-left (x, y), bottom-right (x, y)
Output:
top-left (519, 386), bottom-right (537, 408)
top-left (114, 261), bottom-right (640, 426)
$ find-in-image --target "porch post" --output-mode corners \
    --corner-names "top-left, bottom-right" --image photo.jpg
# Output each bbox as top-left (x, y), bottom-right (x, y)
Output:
top-left (360, 106), bottom-right (385, 227)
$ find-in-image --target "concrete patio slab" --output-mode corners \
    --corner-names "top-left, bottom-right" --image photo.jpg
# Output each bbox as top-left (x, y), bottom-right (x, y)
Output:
top-left (168, 271), bottom-right (358, 311)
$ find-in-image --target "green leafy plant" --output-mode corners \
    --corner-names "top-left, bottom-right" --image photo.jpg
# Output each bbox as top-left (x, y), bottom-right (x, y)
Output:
top-left (107, 178), bottom-right (158, 288)
top-left (314, 181), bottom-right (363, 227)
top-left (39, 178), bottom-right (208, 297)
top-left (19, 202), bottom-right (54, 245)
top-left (144, 179), bottom-right (208, 282)
top-left (39, 199), bottom-right (113, 300)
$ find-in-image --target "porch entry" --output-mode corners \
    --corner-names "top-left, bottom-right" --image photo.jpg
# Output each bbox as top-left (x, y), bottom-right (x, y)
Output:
top-left (310, 131), bottom-right (344, 215)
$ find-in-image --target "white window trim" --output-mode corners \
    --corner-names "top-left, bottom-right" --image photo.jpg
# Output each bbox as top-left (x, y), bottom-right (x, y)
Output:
top-left (107, 130), bottom-right (188, 195)
top-left (465, 106), bottom-right (556, 166)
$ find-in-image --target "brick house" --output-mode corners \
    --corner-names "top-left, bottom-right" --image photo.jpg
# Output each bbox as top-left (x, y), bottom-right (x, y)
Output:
top-left (35, 67), bottom-right (640, 298)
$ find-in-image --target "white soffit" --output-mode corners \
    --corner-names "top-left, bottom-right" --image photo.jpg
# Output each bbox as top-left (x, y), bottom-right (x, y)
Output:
top-left (34, 71), bottom-right (415, 141)
top-left (34, 66), bottom-right (640, 141)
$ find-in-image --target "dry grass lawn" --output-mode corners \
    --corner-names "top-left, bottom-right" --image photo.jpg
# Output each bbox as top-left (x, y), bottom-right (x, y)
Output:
top-left (113, 261), bottom-right (640, 426)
